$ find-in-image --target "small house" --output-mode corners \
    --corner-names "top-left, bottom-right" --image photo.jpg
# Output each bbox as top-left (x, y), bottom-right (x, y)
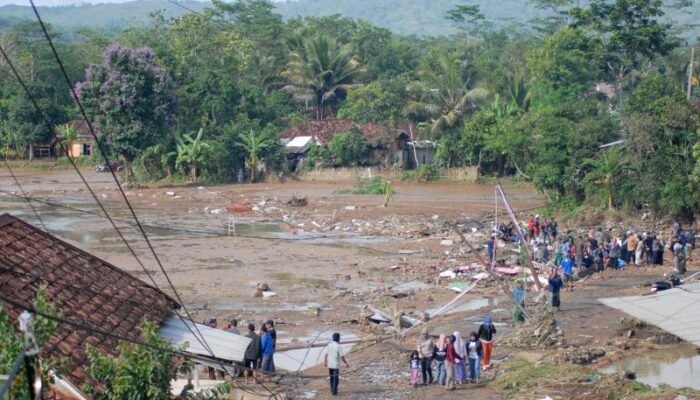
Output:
top-left (52, 120), bottom-right (94, 158)
top-left (395, 132), bottom-right (437, 169)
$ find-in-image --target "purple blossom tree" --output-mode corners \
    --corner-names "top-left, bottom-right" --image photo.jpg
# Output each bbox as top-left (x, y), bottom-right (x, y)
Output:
top-left (75, 44), bottom-right (176, 181)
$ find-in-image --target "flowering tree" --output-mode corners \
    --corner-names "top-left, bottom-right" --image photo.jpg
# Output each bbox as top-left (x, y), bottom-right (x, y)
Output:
top-left (75, 44), bottom-right (176, 182)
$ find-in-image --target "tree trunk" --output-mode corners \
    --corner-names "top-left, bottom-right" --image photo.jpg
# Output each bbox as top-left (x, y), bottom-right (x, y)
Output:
top-left (513, 158), bottom-right (531, 180)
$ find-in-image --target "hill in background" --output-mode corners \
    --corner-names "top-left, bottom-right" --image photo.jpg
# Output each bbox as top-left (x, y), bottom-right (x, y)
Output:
top-left (0, 0), bottom-right (698, 38)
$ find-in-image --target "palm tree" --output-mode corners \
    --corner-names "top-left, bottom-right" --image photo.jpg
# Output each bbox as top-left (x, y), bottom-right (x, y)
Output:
top-left (508, 74), bottom-right (531, 115)
top-left (173, 128), bottom-right (210, 182)
top-left (56, 123), bottom-right (78, 154)
top-left (282, 34), bottom-right (365, 120)
top-left (235, 129), bottom-right (270, 183)
top-left (584, 147), bottom-right (626, 211)
top-left (405, 50), bottom-right (488, 135)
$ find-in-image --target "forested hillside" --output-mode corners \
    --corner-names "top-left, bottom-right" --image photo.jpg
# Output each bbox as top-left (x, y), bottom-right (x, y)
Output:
top-left (1, 0), bottom-right (698, 38)
top-left (1, 0), bottom-right (700, 218)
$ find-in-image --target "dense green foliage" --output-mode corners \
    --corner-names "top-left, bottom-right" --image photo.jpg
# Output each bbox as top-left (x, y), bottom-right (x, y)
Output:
top-left (0, 290), bottom-right (60, 399)
top-left (1, 0), bottom-right (700, 218)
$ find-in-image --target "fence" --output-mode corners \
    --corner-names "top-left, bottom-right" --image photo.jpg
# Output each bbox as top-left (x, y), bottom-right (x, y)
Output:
top-left (297, 166), bottom-right (479, 183)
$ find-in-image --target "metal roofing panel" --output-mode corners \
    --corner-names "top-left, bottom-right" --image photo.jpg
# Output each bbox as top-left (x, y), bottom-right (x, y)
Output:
top-left (599, 282), bottom-right (700, 347)
top-left (159, 317), bottom-right (251, 362)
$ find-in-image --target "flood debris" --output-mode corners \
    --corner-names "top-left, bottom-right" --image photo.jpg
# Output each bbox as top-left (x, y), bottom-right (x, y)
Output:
top-left (508, 303), bottom-right (565, 348)
top-left (286, 195), bottom-right (308, 207)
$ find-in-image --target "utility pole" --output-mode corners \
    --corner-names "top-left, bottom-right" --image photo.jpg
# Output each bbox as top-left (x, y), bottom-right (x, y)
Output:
top-left (0, 311), bottom-right (42, 400)
top-left (688, 46), bottom-right (695, 101)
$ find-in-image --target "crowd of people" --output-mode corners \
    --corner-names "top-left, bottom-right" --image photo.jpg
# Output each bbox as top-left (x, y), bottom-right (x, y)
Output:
top-left (412, 317), bottom-right (497, 391)
top-left (203, 317), bottom-right (278, 383)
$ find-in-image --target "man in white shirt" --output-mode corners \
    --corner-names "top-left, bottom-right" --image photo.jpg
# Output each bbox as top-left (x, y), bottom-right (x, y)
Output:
top-left (324, 332), bottom-right (349, 396)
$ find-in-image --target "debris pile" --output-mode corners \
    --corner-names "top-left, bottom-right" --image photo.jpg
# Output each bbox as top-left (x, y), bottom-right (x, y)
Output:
top-left (508, 303), bottom-right (565, 348)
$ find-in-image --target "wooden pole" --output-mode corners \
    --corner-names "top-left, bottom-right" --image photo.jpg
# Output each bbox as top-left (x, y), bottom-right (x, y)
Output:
top-left (688, 47), bottom-right (695, 101)
top-left (408, 122), bottom-right (420, 169)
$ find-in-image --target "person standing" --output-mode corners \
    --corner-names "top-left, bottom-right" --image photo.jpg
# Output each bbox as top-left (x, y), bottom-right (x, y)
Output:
top-left (477, 316), bottom-right (497, 370)
top-left (265, 320), bottom-right (277, 372)
top-left (635, 235), bottom-right (644, 267)
top-left (416, 327), bottom-right (434, 385)
top-left (575, 236), bottom-right (585, 269)
top-left (548, 270), bottom-right (563, 310)
top-left (466, 332), bottom-right (483, 384)
top-left (452, 331), bottom-right (467, 386)
top-left (609, 239), bottom-right (621, 270)
top-left (512, 281), bottom-right (526, 323)
top-left (560, 254), bottom-right (574, 291)
top-left (260, 325), bottom-right (275, 381)
top-left (243, 323), bottom-right (260, 385)
top-left (626, 232), bottom-right (638, 264)
top-left (444, 335), bottom-right (462, 391)
top-left (225, 319), bottom-right (240, 335)
top-left (594, 244), bottom-right (605, 280)
top-left (432, 334), bottom-right (447, 385)
top-left (409, 351), bottom-right (420, 387)
top-left (324, 332), bottom-right (349, 396)
top-left (652, 236), bottom-right (662, 266)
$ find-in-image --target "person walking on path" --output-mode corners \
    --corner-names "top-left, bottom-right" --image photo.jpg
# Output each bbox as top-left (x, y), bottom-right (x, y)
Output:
top-left (444, 335), bottom-right (462, 391)
top-left (548, 270), bottom-right (564, 310)
top-left (477, 316), bottom-right (497, 370)
top-left (575, 236), bottom-right (585, 268)
top-left (324, 332), bottom-right (349, 396)
top-left (466, 332), bottom-right (483, 384)
top-left (433, 334), bottom-right (448, 385)
top-left (594, 244), bottom-right (605, 280)
top-left (243, 323), bottom-right (261, 385)
top-left (452, 331), bottom-right (467, 385)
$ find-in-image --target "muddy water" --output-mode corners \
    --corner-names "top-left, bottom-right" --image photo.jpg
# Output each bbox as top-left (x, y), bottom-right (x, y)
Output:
top-left (600, 343), bottom-right (700, 390)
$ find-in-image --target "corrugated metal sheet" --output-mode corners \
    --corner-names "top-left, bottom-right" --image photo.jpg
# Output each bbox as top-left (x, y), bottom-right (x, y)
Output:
top-left (599, 281), bottom-right (700, 347)
top-left (159, 317), bottom-right (251, 362)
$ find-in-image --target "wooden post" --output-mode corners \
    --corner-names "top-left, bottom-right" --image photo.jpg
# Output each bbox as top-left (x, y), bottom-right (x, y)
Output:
top-left (408, 122), bottom-right (419, 170)
top-left (688, 47), bottom-right (695, 101)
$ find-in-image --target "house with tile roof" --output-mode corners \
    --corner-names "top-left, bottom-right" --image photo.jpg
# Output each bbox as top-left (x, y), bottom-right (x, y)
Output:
top-left (0, 214), bottom-right (250, 398)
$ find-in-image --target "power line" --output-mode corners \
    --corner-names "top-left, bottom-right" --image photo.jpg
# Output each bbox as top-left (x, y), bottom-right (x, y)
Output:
top-left (2, 158), bottom-right (47, 232)
top-left (27, 0), bottom-right (219, 360)
top-left (25, 4), bottom-right (281, 398)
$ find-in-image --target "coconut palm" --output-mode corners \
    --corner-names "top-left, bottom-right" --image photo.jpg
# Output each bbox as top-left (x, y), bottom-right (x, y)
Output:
top-left (235, 129), bottom-right (270, 183)
top-left (405, 50), bottom-right (488, 135)
top-left (282, 34), bottom-right (365, 120)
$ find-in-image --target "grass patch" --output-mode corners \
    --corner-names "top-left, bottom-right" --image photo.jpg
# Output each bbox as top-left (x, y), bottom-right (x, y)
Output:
top-left (492, 357), bottom-right (700, 399)
top-left (341, 176), bottom-right (394, 195)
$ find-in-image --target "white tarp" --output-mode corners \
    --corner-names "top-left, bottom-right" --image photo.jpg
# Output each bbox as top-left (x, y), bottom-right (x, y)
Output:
top-left (599, 281), bottom-right (700, 347)
top-left (159, 317), bottom-right (251, 362)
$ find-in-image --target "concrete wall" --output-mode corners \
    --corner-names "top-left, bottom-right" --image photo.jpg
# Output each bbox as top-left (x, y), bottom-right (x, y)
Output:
top-left (297, 167), bottom-right (479, 183)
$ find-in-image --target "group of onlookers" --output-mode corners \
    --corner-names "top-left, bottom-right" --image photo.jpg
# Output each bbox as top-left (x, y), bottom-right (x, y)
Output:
top-left (411, 318), bottom-right (497, 391)
top-left (204, 317), bottom-right (277, 383)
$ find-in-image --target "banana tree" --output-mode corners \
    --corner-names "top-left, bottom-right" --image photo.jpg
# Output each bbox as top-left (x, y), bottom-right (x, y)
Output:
top-left (173, 128), bottom-right (210, 182)
top-left (235, 129), bottom-right (270, 183)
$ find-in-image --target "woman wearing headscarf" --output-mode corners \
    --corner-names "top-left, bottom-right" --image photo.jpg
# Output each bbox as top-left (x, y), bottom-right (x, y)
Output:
top-left (477, 316), bottom-right (497, 370)
top-left (512, 281), bottom-right (526, 323)
top-left (432, 334), bottom-right (447, 385)
top-left (416, 327), bottom-right (434, 385)
top-left (452, 331), bottom-right (467, 385)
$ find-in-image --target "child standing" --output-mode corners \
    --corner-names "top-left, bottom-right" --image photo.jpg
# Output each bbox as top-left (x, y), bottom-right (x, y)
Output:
top-left (444, 335), bottom-right (462, 391)
top-left (409, 351), bottom-right (420, 387)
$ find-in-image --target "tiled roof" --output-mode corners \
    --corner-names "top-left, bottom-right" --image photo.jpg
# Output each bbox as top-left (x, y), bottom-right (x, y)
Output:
top-left (0, 214), bottom-right (180, 391)
top-left (279, 119), bottom-right (389, 143)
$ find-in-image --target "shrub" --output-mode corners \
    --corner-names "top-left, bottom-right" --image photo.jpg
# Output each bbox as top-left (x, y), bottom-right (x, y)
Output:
top-left (352, 176), bottom-right (394, 195)
top-left (327, 131), bottom-right (367, 167)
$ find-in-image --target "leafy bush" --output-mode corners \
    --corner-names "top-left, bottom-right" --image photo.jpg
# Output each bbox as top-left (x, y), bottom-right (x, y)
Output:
top-left (327, 131), bottom-right (367, 167)
top-left (56, 156), bottom-right (94, 167)
top-left (352, 176), bottom-right (394, 195)
top-left (401, 164), bottom-right (442, 182)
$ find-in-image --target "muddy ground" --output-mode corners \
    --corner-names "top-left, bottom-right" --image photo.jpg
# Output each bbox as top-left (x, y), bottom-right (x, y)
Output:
top-left (2, 166), bottom-right (699, 400)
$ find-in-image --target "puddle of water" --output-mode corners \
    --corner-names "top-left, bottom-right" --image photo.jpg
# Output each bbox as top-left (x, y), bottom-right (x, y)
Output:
top-left (600, 343), bottom-right (700, 390)
top-left (268, 272), bottom-right (333, 289)
top-left (393, 281), bottom-right (432, 292)
top-left (426, 296), bottom-right (506, 316)
top-left (211, 299), bottom-right (325, 313)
